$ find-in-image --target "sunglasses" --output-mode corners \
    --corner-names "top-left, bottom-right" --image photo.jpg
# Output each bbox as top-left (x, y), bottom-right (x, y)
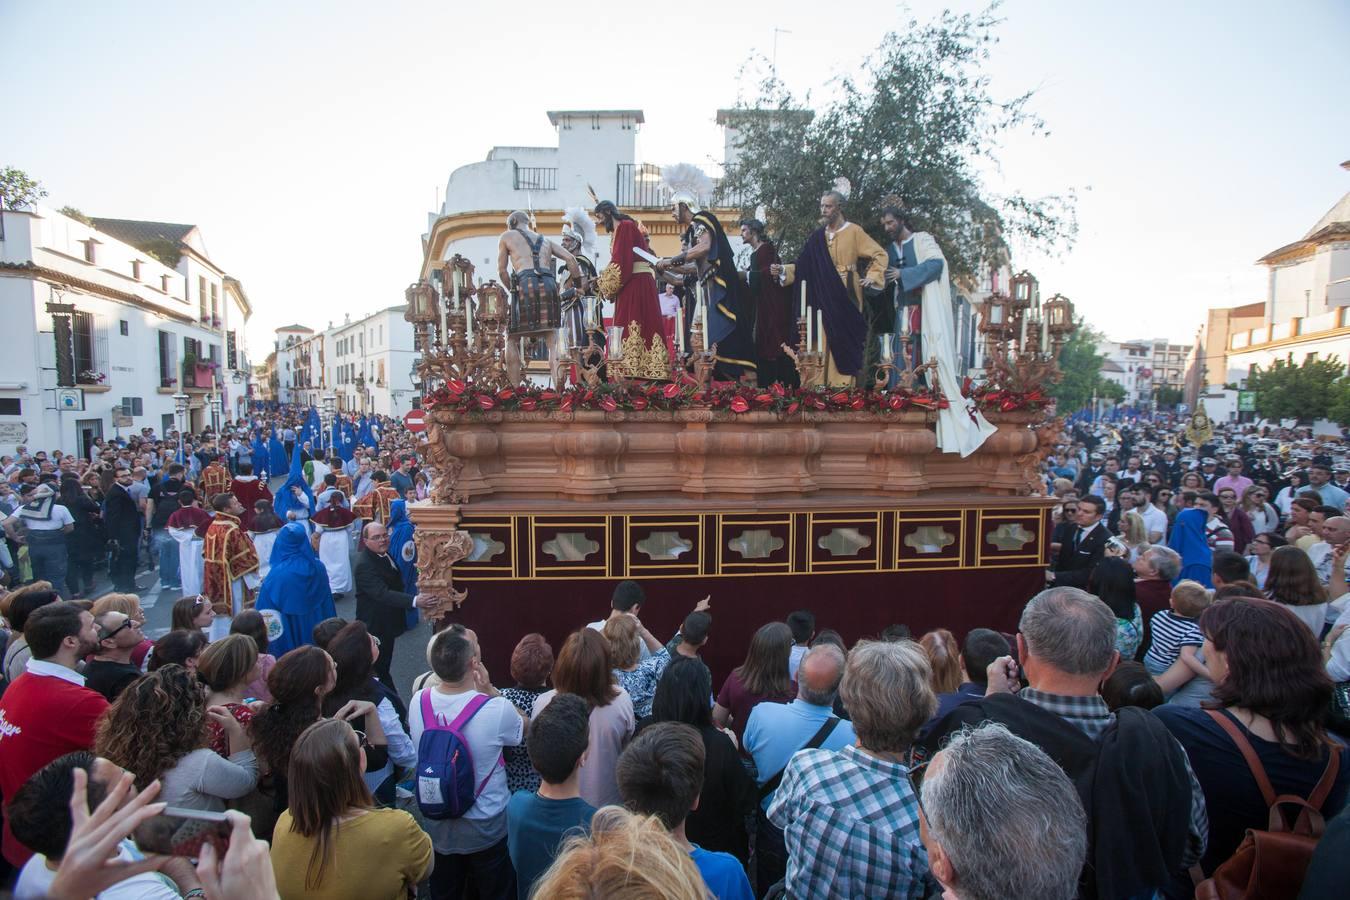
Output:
top-left (98, 619), bottom-right (138, 641)
top-left (351, 729), bottom-right (370, 749)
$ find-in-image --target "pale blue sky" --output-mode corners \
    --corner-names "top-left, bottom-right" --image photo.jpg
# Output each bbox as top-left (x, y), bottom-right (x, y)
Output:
top-left (4, 0), bottom-right (1347, 351)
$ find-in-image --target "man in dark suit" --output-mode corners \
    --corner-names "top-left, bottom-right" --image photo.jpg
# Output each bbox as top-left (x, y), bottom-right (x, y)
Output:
top-left (104, 468), bottom-right (142, 592)
top-left (1049, 495), bottom-right (1108, 588)
top-left (354, 521), bottom-right (423, 691)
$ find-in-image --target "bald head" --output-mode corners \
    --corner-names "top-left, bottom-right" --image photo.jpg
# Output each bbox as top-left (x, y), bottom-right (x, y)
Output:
top-left (506, 210), bottom-right (529, 229)
top-left (362, 522), bottom-right (391, 553)
top-left (1324, 516), bottom-right (1350, 545)
top-left (797, 643), bottom-right (846, 707)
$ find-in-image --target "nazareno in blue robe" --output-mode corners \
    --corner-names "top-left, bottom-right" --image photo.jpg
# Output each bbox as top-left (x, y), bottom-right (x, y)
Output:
top-left (1167, 507), bottom-right (1214, 588)
top-left (254, 522), bottom-right (337, 658)
top-left (387, 500), bottom-right (420, 629)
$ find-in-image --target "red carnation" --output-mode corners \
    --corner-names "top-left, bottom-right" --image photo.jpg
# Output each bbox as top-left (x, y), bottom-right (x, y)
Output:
top-left (729, 396), bottom-right (750, 413)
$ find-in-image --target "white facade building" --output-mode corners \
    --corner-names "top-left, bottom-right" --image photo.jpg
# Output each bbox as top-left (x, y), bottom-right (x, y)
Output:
top-left (271, 306), bottom-right (417, 417)
top-left (0, 206), bottom-right (252, 456)
top-left (1098, 340), bottom-right (1152, 406)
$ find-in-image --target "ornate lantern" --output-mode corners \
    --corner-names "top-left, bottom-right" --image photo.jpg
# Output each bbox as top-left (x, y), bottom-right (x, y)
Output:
top-left (442, 255), bottom-right (476, 311)
top-left (1045, 293), bottom-right (1075, 338)
top-left (476, 281), bottom-right (506, 320)
top-left (1010, 270), bottom-right (1039, 312)
top-left (404, 281), bottom-right (437, 324)
top-left (979, 293), bottom-right (1014, 339)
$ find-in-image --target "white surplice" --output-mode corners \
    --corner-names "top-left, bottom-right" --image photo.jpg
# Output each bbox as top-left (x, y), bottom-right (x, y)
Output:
top-left (169, 527), bottom-right (204, 596)
top-left (315, 524), bottom-right (353, 594)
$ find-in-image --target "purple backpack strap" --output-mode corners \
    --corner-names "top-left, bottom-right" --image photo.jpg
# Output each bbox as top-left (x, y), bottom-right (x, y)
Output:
top-left (421, 691), bottom-right (504, 797)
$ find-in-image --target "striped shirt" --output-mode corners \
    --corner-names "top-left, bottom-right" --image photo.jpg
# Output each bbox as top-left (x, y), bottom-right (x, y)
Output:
top-left (1143, 610), bottom-right (1203, 672)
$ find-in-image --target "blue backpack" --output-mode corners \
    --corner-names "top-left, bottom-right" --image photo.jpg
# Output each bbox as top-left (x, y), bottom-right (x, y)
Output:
top-left (416, 691), bottom-right (500, 820)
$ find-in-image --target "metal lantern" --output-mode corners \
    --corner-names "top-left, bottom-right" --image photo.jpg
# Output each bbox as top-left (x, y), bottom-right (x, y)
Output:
top-left (405, 281), bottom-right (437, 324)
top-left (1045, 293), bottom-right (1076, 337)
top-left (979, 293), bottom-right (1014, 337)
top-left (477, 282), bottom-right (505, 319)
top-left (1010, 270), bottom-right (1039, 312)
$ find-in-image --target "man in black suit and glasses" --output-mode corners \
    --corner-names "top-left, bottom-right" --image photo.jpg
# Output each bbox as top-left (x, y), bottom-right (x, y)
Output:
top-left (1049, 495), bottom-right (1109, 589)
top-left (354, 521), bottom-right (428, 692)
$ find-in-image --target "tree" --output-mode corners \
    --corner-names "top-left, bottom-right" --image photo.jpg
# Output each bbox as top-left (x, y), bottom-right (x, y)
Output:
top-left (1246, 354), bottom-right (1346, 423)
top-left (0, 166), bottom-right (47, 210)
top-left (718, 3), bottom-right (1076, 281)
top-left (1098, 380), bottom-right (1127, 403)
top-left (1323, 377), bottom-right (1350, 427)
top-left (59, 205), bottom-right (92, 225)
top-left (1155, 386), bottom-right (1184, 409)
top-left (1050, 323), bottom-right (1114, 413)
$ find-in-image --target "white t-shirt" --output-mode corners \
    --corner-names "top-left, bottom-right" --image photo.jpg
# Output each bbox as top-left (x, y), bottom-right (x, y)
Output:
top-left (16, 843), bottom-right (180, 900)
top-left (1140, 504), bottom-right (1168, 541)
top-left (788, 644), bottom-right (809, 681)
top-left (8, 503), bottom-right (75, 531)
top-left (407, 688), bottom-right (524, 855)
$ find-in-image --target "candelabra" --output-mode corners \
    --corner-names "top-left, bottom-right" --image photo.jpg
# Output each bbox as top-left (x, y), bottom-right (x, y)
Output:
top-left (782, 317), bottom-right (825, 388)
top-left (688, 319), bottom-right (717, 393)
top-left (873, 332), bottom-right (938, 392)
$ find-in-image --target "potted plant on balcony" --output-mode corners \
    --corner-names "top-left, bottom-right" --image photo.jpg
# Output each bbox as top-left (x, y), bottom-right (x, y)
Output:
top-left (181, 351), bottom-right (199, 387)
top-left (76, 369), bottom-right (106, 385)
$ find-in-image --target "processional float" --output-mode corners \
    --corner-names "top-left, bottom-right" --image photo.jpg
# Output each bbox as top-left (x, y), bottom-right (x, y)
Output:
top-left (403, 251), bottom-right (1077, 678)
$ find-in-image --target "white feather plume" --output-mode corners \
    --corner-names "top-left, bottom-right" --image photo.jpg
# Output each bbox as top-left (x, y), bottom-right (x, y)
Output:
top-left (661, 162), bottom-right (714, 208)
top-left (561, 206), bottom-right (597, 255)
top-left (832, 177), bottom-right (852, 201)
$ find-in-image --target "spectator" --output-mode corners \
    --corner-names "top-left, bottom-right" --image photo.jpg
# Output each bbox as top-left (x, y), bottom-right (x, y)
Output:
top-left (1156, 597), bottom-right (1350, 878)
top-left (1050, 494), bottom-right (1108, 588)
top-left (617, 722), bottom-right (753, 900)
top-left (785, 609), bottom-right (814, 680)
top-left (1211, 550), bottom-right (1253, 588)
top-left (90, 592), bottom-right (154, 670)
top-left (643, 655), bottom-right (756, 863)
top-left (920, 723), bottom-right (1087, 900)
top-left (745, 643), bottom-right (856, 891)
top-left (1090, 556), bottom-right (1143, 659)
top-left (604, 613), bottom-right (670, 719)
top-left (410, 624), bottom-right (526, 900)
top-left (768, 640), bottom-right (935, 898)
top-left (500, 633), bottom-right (555, 794)
top-left (1266, 544), bottom-right (1330, 635)
top-left (506, 693), bottom-right (596, 900)
top-left (921, 628), bottom-right (1011, 735)
top-left (530, 807), bottom-right (706, 900)
top-left (321, 621), bottom-right (415, 800)
top-left (922, 587), bottom-right (1204, 900)
top-left (94, 664), bottom-right (258, 811)
top-left (58, 475), bottom-right (102, 600)
top-left (255, 521), bottom-right (338, 659)
top-left (8, 751), bottom-right (197, 899)
top-left (2, 586), bottom-right (59, 683)
top-left (713, 621), bottom-right (795, 748)
top-left (171, 594), bottom-right (215, 634)
top-left (532, 628), bottom-right (635, 809)
top-left (147, 462), bottom-right (187, 591)
top-left (919, 628), bottom-right (961, 694)
top-left (1246, 532), bottom-right (1285, 590)
top-left (1133, 545), bottom-right (1181, 646)
top-left (0, 601), bottom-right (107, 867)
top-left (230, 609), bottom-right (276, 702)
top-left (1100, 660), bottom-right (1165, 711)
top-left (353, 521), bottom-right (427, 688)
top-left (668, 609), bottom-right (712, 661)
top-left (197, 634), bottom-right (260, 756)
top-left (4, 484), bottom-right (76, 598)
top-left (147, 628), bottom-right (209, 673)
top-left (585, 579), bottom-right (653, 663)
top-left (83, 610), bottom-right (145, 701)
top-left (270, 718), bottom-right (432, 899)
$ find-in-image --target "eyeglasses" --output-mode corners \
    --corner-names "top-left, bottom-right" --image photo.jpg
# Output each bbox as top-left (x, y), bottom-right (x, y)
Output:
top-left (351, 729), bottom-right (370, 749)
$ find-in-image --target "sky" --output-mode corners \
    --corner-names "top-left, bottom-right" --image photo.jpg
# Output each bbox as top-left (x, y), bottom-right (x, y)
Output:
top-left (5, 0), bottom-right (1348, 353)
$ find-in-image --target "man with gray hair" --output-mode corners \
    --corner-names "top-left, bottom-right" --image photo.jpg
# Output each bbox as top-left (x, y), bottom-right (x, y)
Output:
top-left (744, 642), bottom-right (855, 891)
top-left (768, 639), bottom-right (936, 897)
top-left (922, 587), bottom-right (1206, 899)
top-left (921, 722), bottom-right (1086, 900)
top-left (1133, 544), bottom-right (1181, 639)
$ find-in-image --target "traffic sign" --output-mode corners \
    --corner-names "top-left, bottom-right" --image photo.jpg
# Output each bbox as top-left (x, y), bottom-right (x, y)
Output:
top-left (404, 408), bottom-right (427, 433)
top-left (1237, 391), bottom-right (1257, 413)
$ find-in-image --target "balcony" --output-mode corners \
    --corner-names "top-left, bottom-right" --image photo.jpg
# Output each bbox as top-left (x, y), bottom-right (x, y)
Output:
top-left (513, 166), bottom-right (557, 191)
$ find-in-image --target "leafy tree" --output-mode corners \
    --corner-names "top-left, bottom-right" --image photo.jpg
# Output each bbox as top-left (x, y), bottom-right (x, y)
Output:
top-left (718, 2), bottom-right (1076, 282)
top-left (1323, 377), bottom-right (1350, 427)
top-left (1247, 354), bottom-right (1346, 423)
top-left (1154, 386), bottom-right (1184, 409)
top-left (1050, 322), bottom-right (1115, 413)
top-left (0, 166), bottom-right (47, 210)
top-left (59, 205), bottom-right (92, 225)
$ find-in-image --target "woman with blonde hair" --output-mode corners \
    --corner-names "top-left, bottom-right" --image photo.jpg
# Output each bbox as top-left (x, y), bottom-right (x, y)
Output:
top-left (604, 614), bottom-right (670, 719)
top-left (270, 718), bottom-right (431, 899)
top-left (918, 629), bottom-right (961, 694)
top-left (1119, 510), bottom-right (1149, 561)
top-left (531, 806), bottom-right (707, 900)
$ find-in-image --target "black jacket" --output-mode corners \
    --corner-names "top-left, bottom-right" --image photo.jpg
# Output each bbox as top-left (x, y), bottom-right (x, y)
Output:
top-left (354, 547), bottom-right (414, 637)
top-left (1053, 521), bottom-right (1108, 588)
top-left (104, 484), bottom-right (140, 538)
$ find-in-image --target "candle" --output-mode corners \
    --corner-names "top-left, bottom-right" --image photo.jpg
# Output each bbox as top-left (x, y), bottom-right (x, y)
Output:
top-left (805, 309), bottom-right (812, 352)
top-left (816, 310), bottom-right (824, 353)
top-left (452, 271), bottom-right (460, 312)
top-left (702, 297), bottom-right (709, 344)
top-left (799, 280), bottom-right (806, 319)
top-left (1019, 313), bottom-right (1028, 347)
top-left (465, 299), bottom-right (474, 344)
top-left (676, 300), bottom-right (684, 353)
top-left (1041, 314), bottom-right (1049, 351)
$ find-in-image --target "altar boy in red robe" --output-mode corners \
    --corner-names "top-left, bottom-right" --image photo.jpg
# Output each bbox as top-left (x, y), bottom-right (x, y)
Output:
top-left (229, 461), bottom-right (272, 531)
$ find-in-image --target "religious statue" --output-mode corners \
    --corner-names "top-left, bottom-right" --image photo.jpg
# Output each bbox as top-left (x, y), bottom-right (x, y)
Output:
top-left (771, 179), bottom-right (888, 387)
top-left (559, 206), bottom-right (600, 352)
top-left (739, 214), bottom-right (798, 388)
top-left (591, 197), bottom-right (665, 348)
top-left (498, 210), bottom-right (581, 384)
top-left (655, 163), bottom-right (757, 383)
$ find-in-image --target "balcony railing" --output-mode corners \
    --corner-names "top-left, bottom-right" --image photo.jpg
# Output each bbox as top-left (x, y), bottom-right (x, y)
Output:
top-left (615, 163), bottom-right (665, 208)
top-left (514, 166), bottom-right (557, 191)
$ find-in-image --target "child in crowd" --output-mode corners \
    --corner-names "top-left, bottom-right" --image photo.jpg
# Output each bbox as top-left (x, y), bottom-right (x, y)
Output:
top-left (506, 693), bottom-right (596, 900)
top-left (1143, 579), bottom-right (1214, 704)
top-left (785, 609), bottom-right (814, 681)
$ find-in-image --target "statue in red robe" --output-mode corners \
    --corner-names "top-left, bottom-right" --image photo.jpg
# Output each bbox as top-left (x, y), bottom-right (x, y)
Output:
top-left (202, 501), bottom-right (260, 619)
top-left (593, 201), bottom-right (664, 349)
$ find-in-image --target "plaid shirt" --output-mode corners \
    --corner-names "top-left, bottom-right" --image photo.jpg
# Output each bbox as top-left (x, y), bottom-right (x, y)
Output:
top-left (767, 745), bottom-right (932, 899)
top-left (1020, 687), bottom-right (1209, 865)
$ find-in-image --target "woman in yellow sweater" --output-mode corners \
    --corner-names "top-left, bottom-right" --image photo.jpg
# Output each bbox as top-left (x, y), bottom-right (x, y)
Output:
top-left (270, 718), bottom-right (432, 899)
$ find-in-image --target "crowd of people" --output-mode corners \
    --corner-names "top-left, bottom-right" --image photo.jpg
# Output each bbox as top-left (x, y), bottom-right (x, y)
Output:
top-left (3, 409), bottom-right (1350, 899)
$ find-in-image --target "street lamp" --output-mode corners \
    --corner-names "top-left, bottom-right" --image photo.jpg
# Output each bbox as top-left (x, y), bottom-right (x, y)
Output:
top-left (354, 372), bottom-right (366, 415)
top-left (172, 392), bottom-right (190, 451)
top-left (321, 392), bottom-right (336, 452)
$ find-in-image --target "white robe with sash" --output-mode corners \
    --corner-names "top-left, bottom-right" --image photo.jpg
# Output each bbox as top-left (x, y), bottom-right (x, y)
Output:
top-left (915, 231), bottom-right (998, 457)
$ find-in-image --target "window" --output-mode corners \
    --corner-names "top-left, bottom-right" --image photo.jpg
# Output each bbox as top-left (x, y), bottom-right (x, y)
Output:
top-left (378, 325), bottom-right (383, 346)
top-left (227, 331), bottom-right (238, 369)
top-left (119, 397), bottom-right (144, 416)
top-left (161, 274), bottom-right (171, 293)
top-left (130, 260), bottom-right (141, 281)
top-left (210, 284), bottom-right (218, 323)
top-left (119, 320), bottom-right (129, 336)
top-left (162, 413), bottom-right (175, 435)
top-left (199, 276), bottom-right (208, 320)
top-left (0, 398), bottom-right (20, 416)
top-left (72, 311), bottom-right (102, 383)
top-left (158, 330), bottom-right (178, 388)
top-left (377, 361), bottom-right (385, 384)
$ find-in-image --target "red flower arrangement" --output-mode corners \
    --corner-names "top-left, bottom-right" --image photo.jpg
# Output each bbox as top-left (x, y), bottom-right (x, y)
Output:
top-left (424, 378), bottom-right (1051, 417)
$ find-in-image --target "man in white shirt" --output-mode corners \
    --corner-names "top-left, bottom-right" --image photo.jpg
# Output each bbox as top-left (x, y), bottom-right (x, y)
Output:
top-left (586, 581), bottom-right (652, 663)
top-left (1137, 484), bottom-right (1169, 544)
top-left (3, 484), bottom-right (76, 599)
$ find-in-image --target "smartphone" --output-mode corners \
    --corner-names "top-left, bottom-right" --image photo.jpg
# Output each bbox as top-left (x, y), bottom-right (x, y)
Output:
top-left (133, 808), bottom-right (231, 858)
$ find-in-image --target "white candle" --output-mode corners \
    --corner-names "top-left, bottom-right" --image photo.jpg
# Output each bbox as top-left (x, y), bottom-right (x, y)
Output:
top-left (702, 297), bottom-right (709, 343)
top-left (816, 310), bottom-right (824, 353)
top-left (676, 301), bottom-right (685, 353)
top-left (1041, 314), bottom-right (1049, 351)
top-left (465, 299), bottom-right (474, 344)
top-left (799, 280), bottom-right (806, 319)
top-left (1019, 313), bottom-right (1028, 347)
top-left (453, 272), bottom-right (460, 312)
top-left (806, 309), bottom-right (813, 352)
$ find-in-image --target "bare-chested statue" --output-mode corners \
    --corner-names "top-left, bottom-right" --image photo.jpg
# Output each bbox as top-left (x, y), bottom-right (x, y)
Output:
top-left (498, 210), bottom-right (581, 385)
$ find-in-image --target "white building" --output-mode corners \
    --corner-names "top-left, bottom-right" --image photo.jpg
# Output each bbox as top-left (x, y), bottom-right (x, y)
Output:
top-left (1099, 339), bottom-right (1152, 406)
top-left (271, 306), bottom-right (417, 416)
top-left (0, 206), bottom-right (252, 456)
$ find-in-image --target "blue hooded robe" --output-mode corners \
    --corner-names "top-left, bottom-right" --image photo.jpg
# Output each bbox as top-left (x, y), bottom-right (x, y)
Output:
top-left (1167, 507), bottom-right (1214, 588)
top-left (274, 444), bottom-right (316, 525)
top-left (254, 522), bottom-right (337, 658)
top-left (387, 499), bottom-right (419, 629)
